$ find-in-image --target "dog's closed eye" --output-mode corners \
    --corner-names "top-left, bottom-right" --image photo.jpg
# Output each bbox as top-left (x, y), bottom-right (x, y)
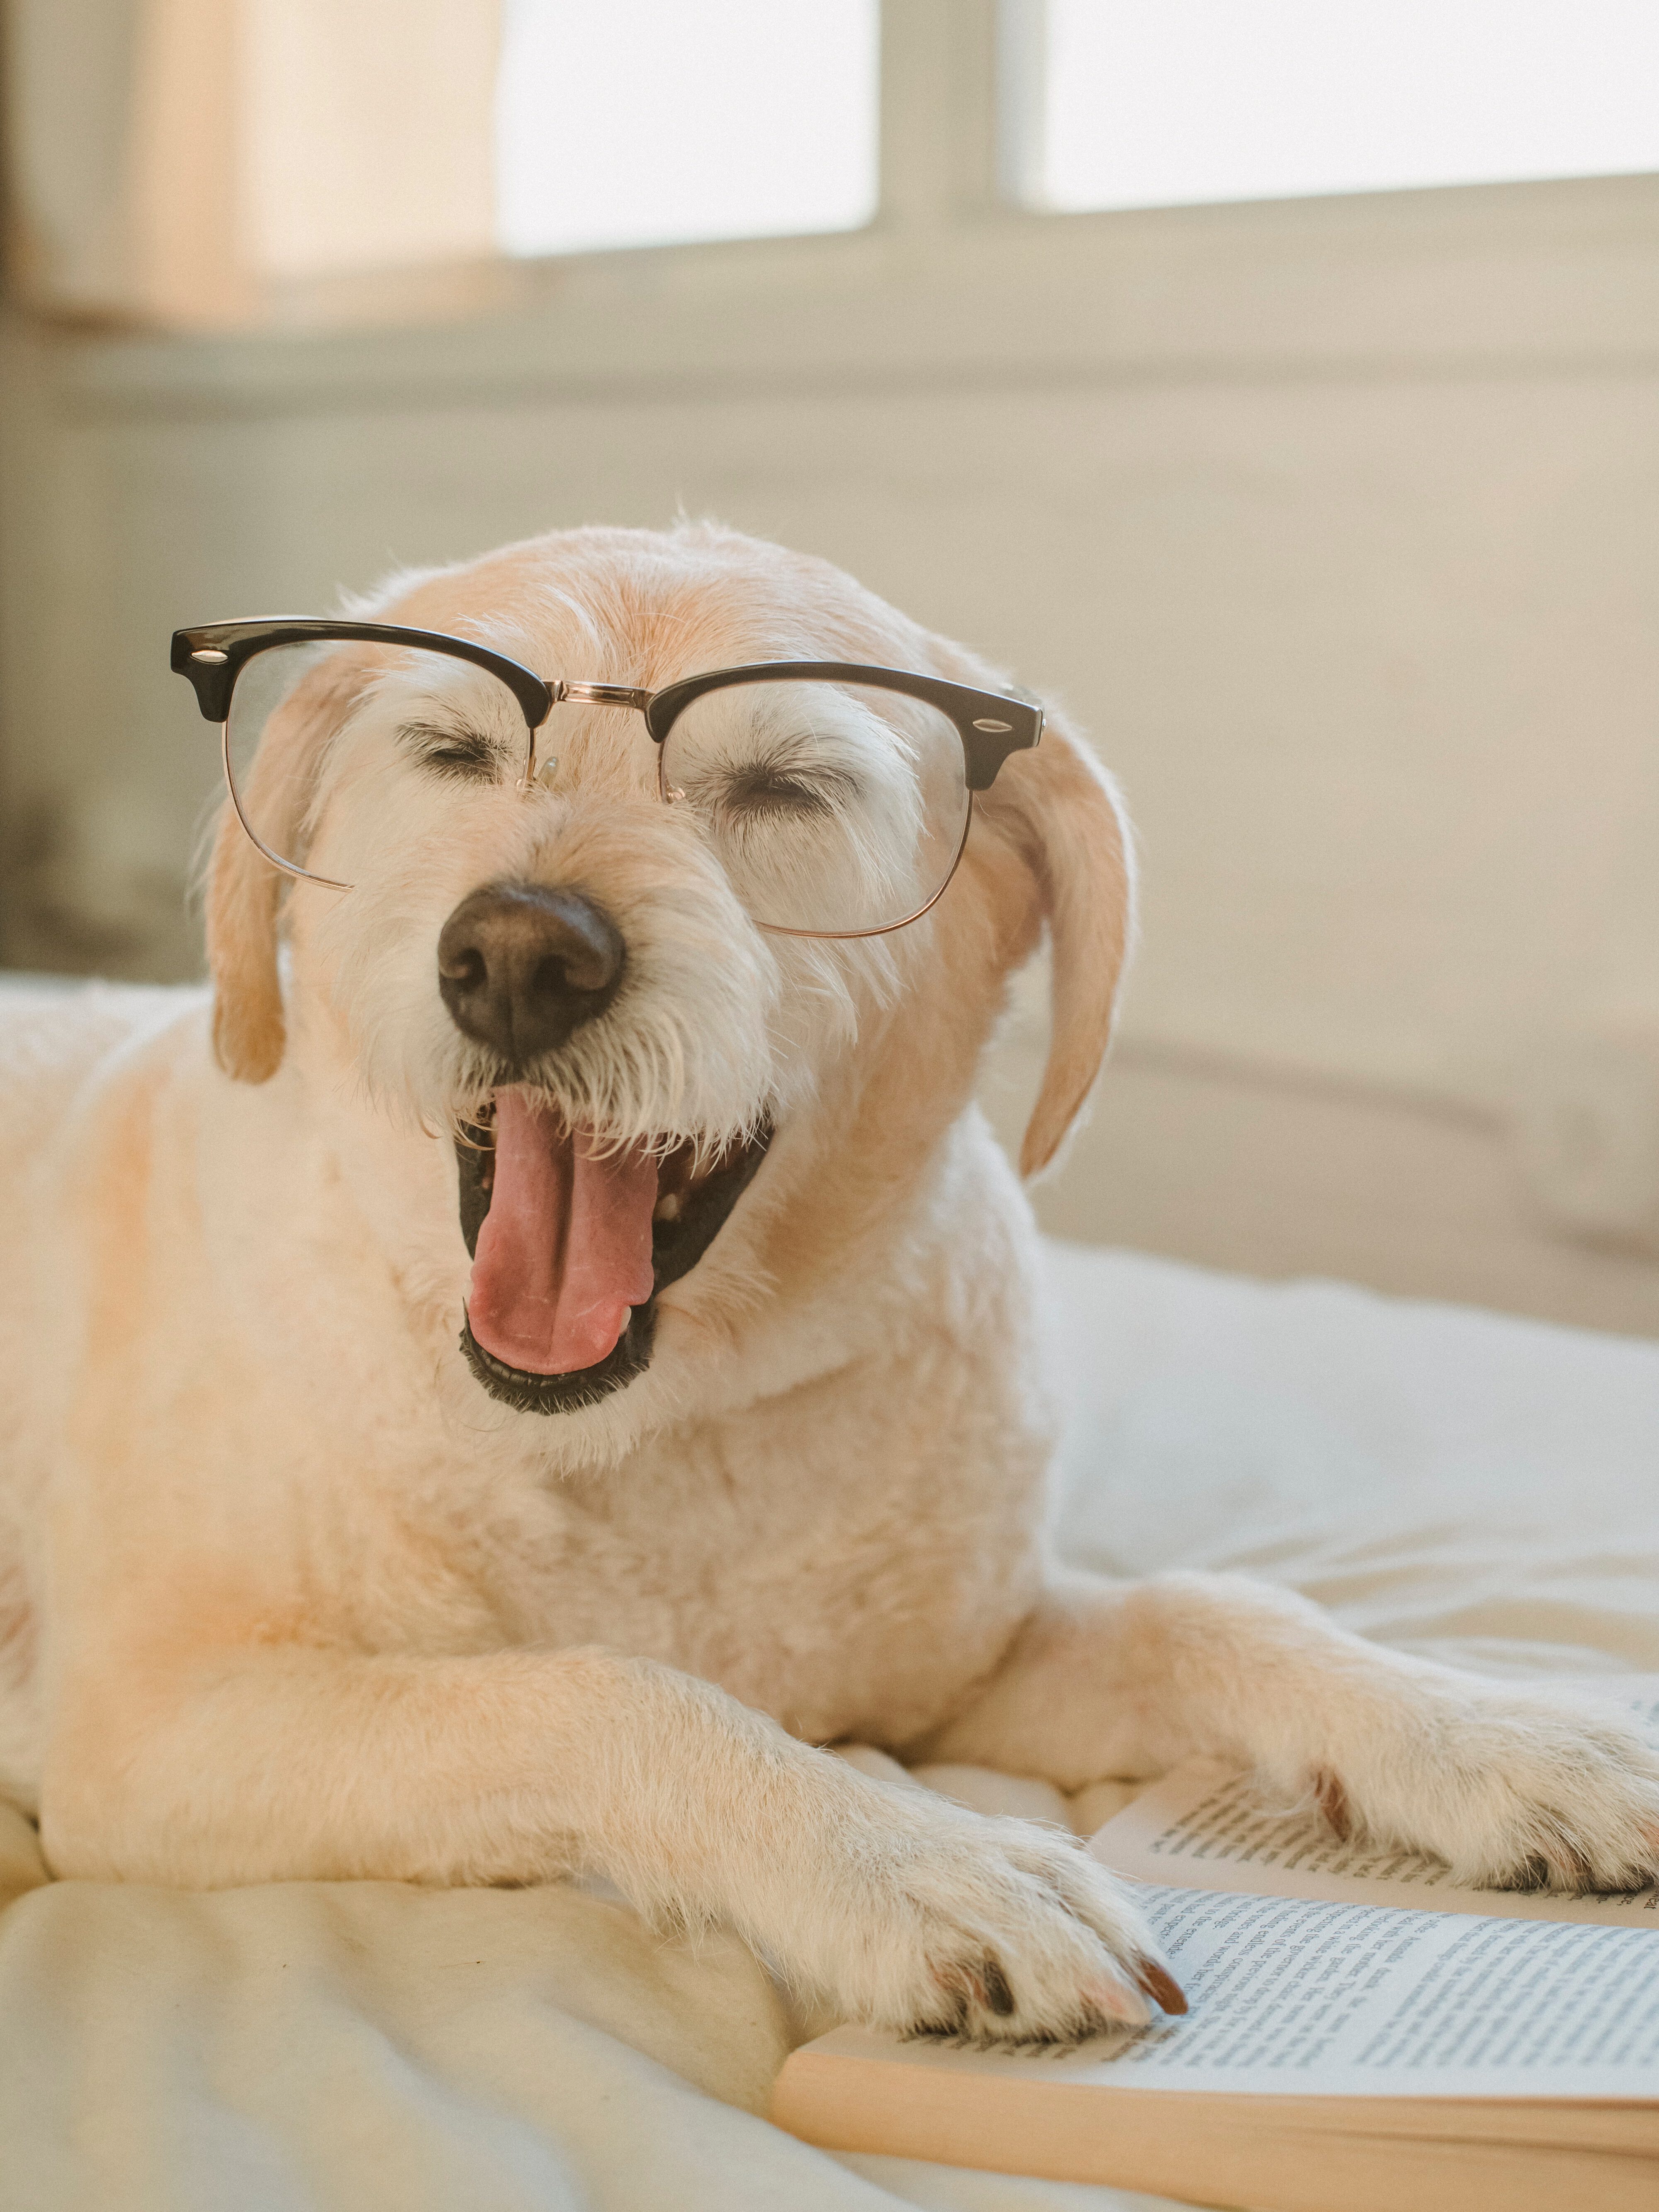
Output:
top-left (399, 722), bottom-right (503, 782)
top-left (712, 741), bottom-right (862, 825)
top-left (721, 766), bottom-right (844, 820)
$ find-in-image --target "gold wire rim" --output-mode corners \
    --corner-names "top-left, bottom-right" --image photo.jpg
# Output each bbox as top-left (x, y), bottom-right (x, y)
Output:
top-left (222, 722), bottom-right (352, 892)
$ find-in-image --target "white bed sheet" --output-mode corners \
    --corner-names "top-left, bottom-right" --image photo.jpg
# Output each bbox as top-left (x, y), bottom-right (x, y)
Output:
top-left (4, 1240), bottom-right (1657, 2212)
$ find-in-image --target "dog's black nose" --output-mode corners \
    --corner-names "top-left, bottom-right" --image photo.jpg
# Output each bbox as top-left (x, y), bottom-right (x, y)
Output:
top-left (438, 881), bottom-right (625, 1064)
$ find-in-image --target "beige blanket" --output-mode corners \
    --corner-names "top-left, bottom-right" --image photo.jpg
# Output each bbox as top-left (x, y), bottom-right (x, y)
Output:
top-left (7, 1241), bottom-right (1659, 2212)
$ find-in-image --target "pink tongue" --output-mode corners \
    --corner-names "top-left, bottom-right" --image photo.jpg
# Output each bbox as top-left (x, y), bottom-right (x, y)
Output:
top-left (467, 1090), bottom-right (658, 1375)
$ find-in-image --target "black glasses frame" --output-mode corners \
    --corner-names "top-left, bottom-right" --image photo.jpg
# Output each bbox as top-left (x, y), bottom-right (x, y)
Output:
top-left (171, 618), bottom-right (1044, 937)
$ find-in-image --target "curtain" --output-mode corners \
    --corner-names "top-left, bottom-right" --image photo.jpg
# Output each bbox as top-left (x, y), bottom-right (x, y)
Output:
top-left (4, 0), bottom-right (501, 329)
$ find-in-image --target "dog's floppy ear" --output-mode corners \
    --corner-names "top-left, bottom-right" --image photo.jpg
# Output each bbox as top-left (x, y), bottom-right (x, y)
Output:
top-left (978, 710), bottom-right (1137, 1178)
top-left (205, 647), bottom-right (368, 1083)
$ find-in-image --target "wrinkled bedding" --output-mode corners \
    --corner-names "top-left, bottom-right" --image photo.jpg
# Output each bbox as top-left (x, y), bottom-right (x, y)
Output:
top-left (5, 1239), bottom-right (1658, 2212)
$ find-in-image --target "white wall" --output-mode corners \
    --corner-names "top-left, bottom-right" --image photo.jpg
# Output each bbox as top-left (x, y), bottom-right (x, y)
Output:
top-left (4, 0), bottom-right (1657, 1331)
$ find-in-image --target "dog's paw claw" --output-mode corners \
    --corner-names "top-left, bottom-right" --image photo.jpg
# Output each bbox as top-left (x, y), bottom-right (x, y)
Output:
top-left (1134, 1959), bottom-right (1190, 2016)
top-left (1491, 1851), bottom-right (1556, 1895)
top-left (979, 1954), bottom-right (1017, 2017)
top-left (1313, 1768), bottom-right (1352, 1843)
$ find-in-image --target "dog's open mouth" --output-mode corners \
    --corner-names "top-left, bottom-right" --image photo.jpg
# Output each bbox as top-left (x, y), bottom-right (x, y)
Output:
top-left (455, 1090), bottom-right (771, 1414)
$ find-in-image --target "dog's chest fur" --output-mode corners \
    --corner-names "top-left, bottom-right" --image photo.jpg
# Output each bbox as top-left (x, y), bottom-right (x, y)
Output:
top-left (401, 1338), bottom-right (1052, 1749)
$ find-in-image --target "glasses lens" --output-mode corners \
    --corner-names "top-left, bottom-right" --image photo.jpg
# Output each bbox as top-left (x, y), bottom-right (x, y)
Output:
top-left (660, 679), bottom-right (969, 934)
top-left (224, 638), bottom-right (531, 878)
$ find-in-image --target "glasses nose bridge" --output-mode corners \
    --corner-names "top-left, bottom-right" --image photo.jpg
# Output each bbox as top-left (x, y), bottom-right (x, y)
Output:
top-left (523, 679), bottom-right (658, 791)
top-left (549, 680), bottom-right (654, 715)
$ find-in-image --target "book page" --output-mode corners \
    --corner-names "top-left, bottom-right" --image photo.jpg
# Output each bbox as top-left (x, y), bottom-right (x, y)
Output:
top-left (1090, 1676), bottom-right (1659, 1928)
top-left (811, 1880), bottom-right (1659, 2098)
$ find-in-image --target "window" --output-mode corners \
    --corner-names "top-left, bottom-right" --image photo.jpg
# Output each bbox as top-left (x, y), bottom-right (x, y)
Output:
top-left (22, 0), bottom-right (1658, 332)
top-left (1024, 0), bottom-right (1659, 214)
top-left (495, 0), bottom-right (880, 259)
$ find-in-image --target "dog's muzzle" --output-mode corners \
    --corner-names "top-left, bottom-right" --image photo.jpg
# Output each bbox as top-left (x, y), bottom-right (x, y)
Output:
top-left (438, 879), bottom-right (771, 1415)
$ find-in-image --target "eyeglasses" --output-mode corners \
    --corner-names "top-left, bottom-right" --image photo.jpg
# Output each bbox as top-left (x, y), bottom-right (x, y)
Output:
top-left (172, 619), bottom-right (1043, 941)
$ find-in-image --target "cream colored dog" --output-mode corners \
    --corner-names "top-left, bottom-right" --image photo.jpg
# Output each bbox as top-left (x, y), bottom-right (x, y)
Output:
top-left (2, 523), bottom-right (1657, 2047)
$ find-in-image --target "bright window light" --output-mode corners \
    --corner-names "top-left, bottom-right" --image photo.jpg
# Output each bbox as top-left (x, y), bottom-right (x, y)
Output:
top-left (496, 0), bottom-right (879, 258)
top-left (1033, 0), bottom-right (1659, 213)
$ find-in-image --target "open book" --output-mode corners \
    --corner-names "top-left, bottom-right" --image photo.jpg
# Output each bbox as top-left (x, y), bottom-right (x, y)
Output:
top-left (773, 1681), bottom-right (1659, 2212)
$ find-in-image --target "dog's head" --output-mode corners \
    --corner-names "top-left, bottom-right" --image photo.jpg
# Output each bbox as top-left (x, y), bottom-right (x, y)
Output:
top-left (203, 525), bottom-right (1132, 1429)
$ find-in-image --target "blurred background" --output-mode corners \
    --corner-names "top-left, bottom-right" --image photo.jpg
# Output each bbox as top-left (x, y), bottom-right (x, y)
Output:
top-left (2, 0), bottom-right (1658, 1332)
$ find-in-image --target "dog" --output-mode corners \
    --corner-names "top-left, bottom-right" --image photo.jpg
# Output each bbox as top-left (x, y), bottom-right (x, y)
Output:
top-left (2, 522), bottom-right (1656, 2047)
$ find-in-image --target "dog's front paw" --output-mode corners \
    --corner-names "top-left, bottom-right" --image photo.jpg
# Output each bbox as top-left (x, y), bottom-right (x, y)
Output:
top-left (1316, 1689), bottom-right (1659, 1893)
top-left (770, 1782), bottom-right (1182, 2047)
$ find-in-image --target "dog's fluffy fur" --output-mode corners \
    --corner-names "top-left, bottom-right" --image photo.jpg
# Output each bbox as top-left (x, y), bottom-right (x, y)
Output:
top-left (2, 524), bottom-right (1657, 2044)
